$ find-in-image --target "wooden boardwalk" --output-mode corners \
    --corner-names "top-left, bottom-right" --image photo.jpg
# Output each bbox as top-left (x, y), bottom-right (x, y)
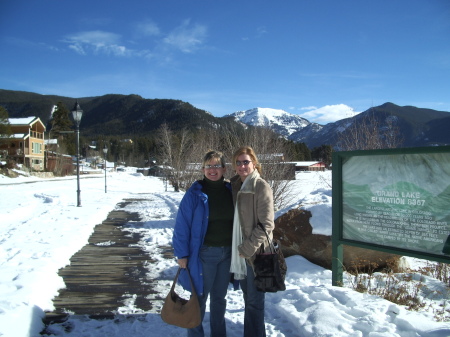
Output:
top-left (44, 198), bottom-right (174, 323)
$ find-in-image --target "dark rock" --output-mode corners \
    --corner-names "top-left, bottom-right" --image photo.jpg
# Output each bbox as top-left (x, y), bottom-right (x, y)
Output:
top-left (274, 208), bottom-right (401, 271)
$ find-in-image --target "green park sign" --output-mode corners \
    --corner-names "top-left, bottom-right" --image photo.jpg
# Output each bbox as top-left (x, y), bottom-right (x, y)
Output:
top-left (332, 146), bottom-right (450, 286)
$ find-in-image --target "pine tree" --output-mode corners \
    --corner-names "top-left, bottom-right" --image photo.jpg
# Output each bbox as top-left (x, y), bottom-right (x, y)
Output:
top-left (0, 106), bottom-right (11, 138)
top-left (0, 106), bottom-right (12, 160)
top-left (311, 144), bottom-right (332, 167)
top-left (49, 102), bottom-right (76, 155)
top-left (50, 102), bottom-right (73, 137)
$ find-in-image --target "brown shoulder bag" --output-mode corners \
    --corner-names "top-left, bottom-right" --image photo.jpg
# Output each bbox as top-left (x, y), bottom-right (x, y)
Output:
top-left (160, 267), bottom-right (201, 329)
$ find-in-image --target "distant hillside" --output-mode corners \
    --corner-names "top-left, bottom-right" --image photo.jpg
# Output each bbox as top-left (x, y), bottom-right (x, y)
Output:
top-left (77, 94), bottom-right (239, 136)
top-left (294, 102), bottom-right (450, 148)
top-left (2, 89), bottom-right (449, 148)
top-left (0, 89), bottom-right (241, 136)
top-left (0, 89), bottom-right (84, 125)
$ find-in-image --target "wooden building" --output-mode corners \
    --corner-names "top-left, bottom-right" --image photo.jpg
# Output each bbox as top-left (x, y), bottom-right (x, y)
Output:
top-left (0, 117), bottom-right (46, 171)
top-left (292, 161), bottom-right (327, 172)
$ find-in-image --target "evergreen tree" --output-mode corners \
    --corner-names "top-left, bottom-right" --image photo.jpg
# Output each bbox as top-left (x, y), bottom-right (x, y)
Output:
top-left (0, 106), bottom-right (11, 138)
top-left (0, 106), bottom-right (12, 160)
top-left (49, 102), bottom-right (76, 155)
top-left (50, 102), bottom-right (73, 137)
top-left (286, 141), bottom-right (311, 161)
top-left (311, 144), bottom-right (333, 168)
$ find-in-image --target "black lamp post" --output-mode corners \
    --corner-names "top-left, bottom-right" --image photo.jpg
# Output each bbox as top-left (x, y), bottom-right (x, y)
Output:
top-left (103, 145), bottom-right (108, 193)
top-left (71, 101), bottom-right (83, 207)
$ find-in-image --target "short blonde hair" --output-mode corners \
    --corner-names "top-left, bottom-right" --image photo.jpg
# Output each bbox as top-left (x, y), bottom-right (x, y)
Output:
top-left (232, 146), bottom-right (262, 174)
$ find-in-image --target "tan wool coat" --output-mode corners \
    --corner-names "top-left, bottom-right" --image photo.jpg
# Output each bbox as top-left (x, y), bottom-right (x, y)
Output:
top-left (230, 172), bottom-right (275, 263)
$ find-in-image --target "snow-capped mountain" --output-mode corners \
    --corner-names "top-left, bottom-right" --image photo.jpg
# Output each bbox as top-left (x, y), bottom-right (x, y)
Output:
top-left (225, 103), bottom-right (450, 149)
top-left (225, 107), bottom-right (317, 138)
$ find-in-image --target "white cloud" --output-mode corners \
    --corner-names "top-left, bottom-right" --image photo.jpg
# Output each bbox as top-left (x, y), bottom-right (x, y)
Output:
top-left (68, 43), bottom-right (86, 55)
top-left (300, 106), bottom-right (318, 111)
top-left (66, 30), bottom-right (121, 45)
top-left (256, 26), bottom-right (267, 37)
top-left (163, 19), bottom-right (207, 53)
top-left (297, 104), bottom-right (359, 124)
top-left (135, 20), bottom-right (160, 37)
top-left (5, 37), bottom-right (60, 52)
top-left (65, 30), bottom-right (132, 56)
top-left (64, 20), bottom-right (207, 60)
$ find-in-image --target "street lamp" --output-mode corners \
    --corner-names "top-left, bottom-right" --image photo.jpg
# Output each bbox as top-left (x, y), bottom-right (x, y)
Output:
top-left (72, 101), bottom-right (83, 207)
top-left (103, 145), bottom-right (108, 193)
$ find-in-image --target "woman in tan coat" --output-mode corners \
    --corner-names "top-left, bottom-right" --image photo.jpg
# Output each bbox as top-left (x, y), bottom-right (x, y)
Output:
top-left (230, 146), bottom-right (274, 337)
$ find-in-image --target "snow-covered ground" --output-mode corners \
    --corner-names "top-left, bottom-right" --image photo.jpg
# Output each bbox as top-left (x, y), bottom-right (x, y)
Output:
top-left (1, 170), bottom-right (449, 337)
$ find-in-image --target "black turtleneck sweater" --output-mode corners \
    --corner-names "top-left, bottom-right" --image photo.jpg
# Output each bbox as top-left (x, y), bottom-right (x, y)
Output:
top-left (202, 177), bottom-right (234, 247)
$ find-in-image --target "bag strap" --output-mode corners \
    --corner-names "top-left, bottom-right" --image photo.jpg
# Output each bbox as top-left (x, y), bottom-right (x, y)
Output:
top-left (170, 267), bottom-right (182, 292)
top-left (257, 222), bottom-right (276, 254)
top-left (171, 267), bottom-right (198, 297)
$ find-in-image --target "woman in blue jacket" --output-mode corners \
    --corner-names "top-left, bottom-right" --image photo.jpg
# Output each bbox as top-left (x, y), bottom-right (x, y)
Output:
top-left (173, 150), bottom-right (234, 337)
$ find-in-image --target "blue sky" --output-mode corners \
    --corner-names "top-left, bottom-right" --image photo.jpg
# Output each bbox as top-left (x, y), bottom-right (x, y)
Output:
top-left (1, 0), bottom-right (449, 124)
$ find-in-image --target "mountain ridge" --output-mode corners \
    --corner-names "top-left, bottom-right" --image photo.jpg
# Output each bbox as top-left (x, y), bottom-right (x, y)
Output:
top-left (0, 89), bottom-right (239, 137)
top-left (1, 89), bottom-right (450, 148)
top-left (224, 103), bottom-right (450, 148)
top-left (225, 107), bottom-right (313, 138)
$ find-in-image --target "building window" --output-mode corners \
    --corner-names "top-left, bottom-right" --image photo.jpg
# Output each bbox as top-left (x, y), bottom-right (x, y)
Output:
top-left (32, 142), bottom-right (42, 154)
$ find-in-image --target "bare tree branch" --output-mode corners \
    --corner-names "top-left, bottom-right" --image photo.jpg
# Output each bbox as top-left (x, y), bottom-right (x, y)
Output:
top-left (337, 109), bottom-right (403, 151)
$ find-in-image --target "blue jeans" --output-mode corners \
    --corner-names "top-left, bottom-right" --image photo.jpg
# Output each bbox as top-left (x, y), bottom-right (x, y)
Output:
top-left (188, 246), bottom-right (231, 337)
top-left (240, 263), bottom-right (266, 337)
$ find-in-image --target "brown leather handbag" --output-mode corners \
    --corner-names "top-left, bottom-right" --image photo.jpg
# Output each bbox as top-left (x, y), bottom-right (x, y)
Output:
top-left (160, 267), bottom-right (201, 329)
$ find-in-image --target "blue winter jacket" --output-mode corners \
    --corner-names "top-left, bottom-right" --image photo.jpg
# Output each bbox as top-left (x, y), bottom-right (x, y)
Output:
top-left (172, 180), bottom-right (232, 296)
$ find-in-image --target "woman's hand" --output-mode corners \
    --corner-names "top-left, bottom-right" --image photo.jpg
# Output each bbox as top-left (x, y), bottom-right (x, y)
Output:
top-left (177, 258), bottom-right (188, 268)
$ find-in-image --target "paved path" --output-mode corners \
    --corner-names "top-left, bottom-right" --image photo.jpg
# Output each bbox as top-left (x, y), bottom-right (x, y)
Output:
top-left (44, 197), bottom-right (174, 324)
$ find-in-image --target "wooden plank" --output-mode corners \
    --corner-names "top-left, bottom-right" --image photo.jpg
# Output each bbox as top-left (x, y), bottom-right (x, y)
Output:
top-left (45, 198), bottom-right (171, 318)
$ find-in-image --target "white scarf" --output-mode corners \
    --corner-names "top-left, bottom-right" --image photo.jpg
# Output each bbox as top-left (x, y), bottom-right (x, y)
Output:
top-left (230, 170), bottom-right (260, 280)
